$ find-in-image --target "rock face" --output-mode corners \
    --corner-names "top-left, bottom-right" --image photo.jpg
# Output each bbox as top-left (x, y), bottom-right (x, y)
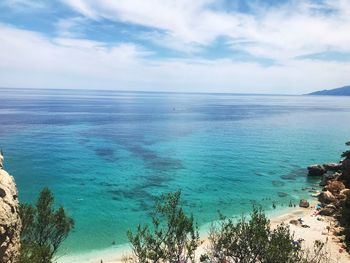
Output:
top-left (320, 173), bottom-right (336, 186)
top-left (0, 152), bottom-right (21, 263)
top-left (319, 204), bottom-right (336, 216)
top-left (340, 189), bottom-right (350, 196)
top-left (318, 190), bottom-right (336, 204)
top-left (323, 163), bottom-right (342, 172)
top-left (307, 164), bottom-right (326, 176)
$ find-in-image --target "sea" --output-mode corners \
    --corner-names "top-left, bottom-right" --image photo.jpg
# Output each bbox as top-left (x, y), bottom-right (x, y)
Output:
top-left (0, 88), bottom-right (350, 258)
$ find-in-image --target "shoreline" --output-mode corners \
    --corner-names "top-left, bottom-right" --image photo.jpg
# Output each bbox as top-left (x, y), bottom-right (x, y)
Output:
top-left (269, 202), bottom-right (350, 263)
top-left (59, 197), bottom-right (349, 263)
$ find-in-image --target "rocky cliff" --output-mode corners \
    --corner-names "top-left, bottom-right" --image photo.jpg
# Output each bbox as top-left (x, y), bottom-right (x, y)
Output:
top-left (0, 152), bottom-right (21, 263)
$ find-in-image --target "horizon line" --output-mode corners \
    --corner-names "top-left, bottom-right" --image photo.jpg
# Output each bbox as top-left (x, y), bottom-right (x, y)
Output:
top-left (0, 86), bottom-right (304, 97)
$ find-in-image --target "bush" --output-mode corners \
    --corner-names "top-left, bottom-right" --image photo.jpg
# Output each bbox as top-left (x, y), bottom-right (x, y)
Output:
top-left (206, 208), bottom-right (300, 263)
top-left (206, 208), bottom-right (330, 263)
top-left (127, 191), bottom-right (199, 263)
top-left (19, 188), bottom-right (74, 263)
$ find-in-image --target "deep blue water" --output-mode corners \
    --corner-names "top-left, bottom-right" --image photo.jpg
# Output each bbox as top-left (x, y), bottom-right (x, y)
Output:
top-left (0, 88), bottom-right (350, 255)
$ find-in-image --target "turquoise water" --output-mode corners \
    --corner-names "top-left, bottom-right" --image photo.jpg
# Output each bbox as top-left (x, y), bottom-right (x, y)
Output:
top-left (0, 88), bottom-right (350, 255)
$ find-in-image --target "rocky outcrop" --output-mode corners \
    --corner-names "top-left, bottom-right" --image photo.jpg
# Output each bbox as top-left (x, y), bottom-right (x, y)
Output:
top-left (0, 152), bottom-right (21, 263)
top-left (299, 199), bottom-right (310, 208)
top-left (307, 164), bottom-right (326, 176)
top-left (319, 204), bottom-right (336, 216)
top-left (320, 173), bottom-right (337, 186)
top-left (323, 162), bottom-right (342, 172)
top-left (318, 190), bottom-right (336, 204)
top-left (305, 141), bottom-right (350, 253)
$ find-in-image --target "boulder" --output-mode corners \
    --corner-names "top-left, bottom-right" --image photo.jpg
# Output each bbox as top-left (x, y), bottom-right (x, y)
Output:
top-left (318, 190), bottom-right (336, 204)
top-left (0, 153), bottom-right (21, 263)
top-left (307, 165), bottom-right (326, 176)
top-left (326, 181), bottom-right (345, 195)
top-left (320, 173), bottom-right (336, 186)
top-left (340, 189), bottom-right (350, 196)
top-left (338, 193), bottom-right (347, 200)
top-left (338, 188), bottom-right (350, 201)
top-left (326, 204), bottom-right (336, 209)
top-left (323, 163), bottom-right (342, 172)
top-left (319, 205), bottom-right (336, 216)
top-left (299, 199), bottom-right (310, 208)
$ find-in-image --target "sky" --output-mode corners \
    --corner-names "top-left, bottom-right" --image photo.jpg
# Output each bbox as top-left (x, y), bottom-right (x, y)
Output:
top-left (0, 0), bottom-right (350, 94)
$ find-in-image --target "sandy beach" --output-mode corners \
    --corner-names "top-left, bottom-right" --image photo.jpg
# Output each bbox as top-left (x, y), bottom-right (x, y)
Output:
top-left (59, 199), bottom-right (350, 263)
top-left (269, 202), bottom-right (350, 263)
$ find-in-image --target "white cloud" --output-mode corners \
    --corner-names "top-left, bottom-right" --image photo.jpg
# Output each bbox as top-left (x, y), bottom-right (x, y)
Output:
top-left (62, 0), bottom-right (350, 60)
top-left (55, 17), bottom-right (88, 38)
top-left (1, 23), bottom-right (350, 93)
top-left (1, 0), bottom-right (47, 11)
top-left (62, 0), bottom-right (241, 48)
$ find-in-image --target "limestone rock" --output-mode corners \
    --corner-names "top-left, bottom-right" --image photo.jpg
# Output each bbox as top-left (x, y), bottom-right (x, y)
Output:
top-left (323, 163), bottom-right (342, 172)
top-left (326, 181), bottom-right (345, 195)
top-left (0, 153), bottom-right (21, 263)
top-left (299, 199), bottom-right (310, 208)
top-left (307, 164), bottom-right (326, 176)
top-left (319, 205), bottom-right (336, 216)
top-left (340, 188), bottom-right (350, 196)
top-left (318, 190), bottom-right (336, 204)
top-left (320, 173), bottom-right (336, 186)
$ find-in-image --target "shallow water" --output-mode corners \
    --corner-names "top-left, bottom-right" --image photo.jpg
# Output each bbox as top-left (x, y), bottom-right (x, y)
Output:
top-left (0, 88), bottom-right (349, 255)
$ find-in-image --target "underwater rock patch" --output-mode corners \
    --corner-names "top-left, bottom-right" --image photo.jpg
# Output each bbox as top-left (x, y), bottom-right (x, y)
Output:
top-left (272, 180), bottom-right (285, 187)
top-left (277, 192), bottom-right (288, 198)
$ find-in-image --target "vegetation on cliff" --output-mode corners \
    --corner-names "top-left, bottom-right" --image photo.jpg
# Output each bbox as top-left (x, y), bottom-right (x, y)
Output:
top-left (19, 188), bottom-right (74, 263)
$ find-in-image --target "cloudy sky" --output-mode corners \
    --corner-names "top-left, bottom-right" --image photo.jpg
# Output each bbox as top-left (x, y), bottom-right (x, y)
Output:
top-left (0, 0), bottom-right (350, 94)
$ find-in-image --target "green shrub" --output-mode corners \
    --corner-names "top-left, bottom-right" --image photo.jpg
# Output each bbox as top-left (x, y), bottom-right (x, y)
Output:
top-left (207, 208), bottom-right (329, 263)
top-left (127, 191), bottom-right (199, 262)
top-left (19, 188), bottom-right (74, 263)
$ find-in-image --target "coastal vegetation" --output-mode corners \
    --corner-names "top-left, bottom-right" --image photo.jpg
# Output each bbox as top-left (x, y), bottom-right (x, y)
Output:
top-left (18, 188), bottom-right (74, 263)
top-left (127, 192), bottom-right (331, 263)
top-left (204, 209), bottom-right (330, 263)
top-left (205, 208), bottom-right (301, 262)
top-left (127, 191), bottom-right (199, 263)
